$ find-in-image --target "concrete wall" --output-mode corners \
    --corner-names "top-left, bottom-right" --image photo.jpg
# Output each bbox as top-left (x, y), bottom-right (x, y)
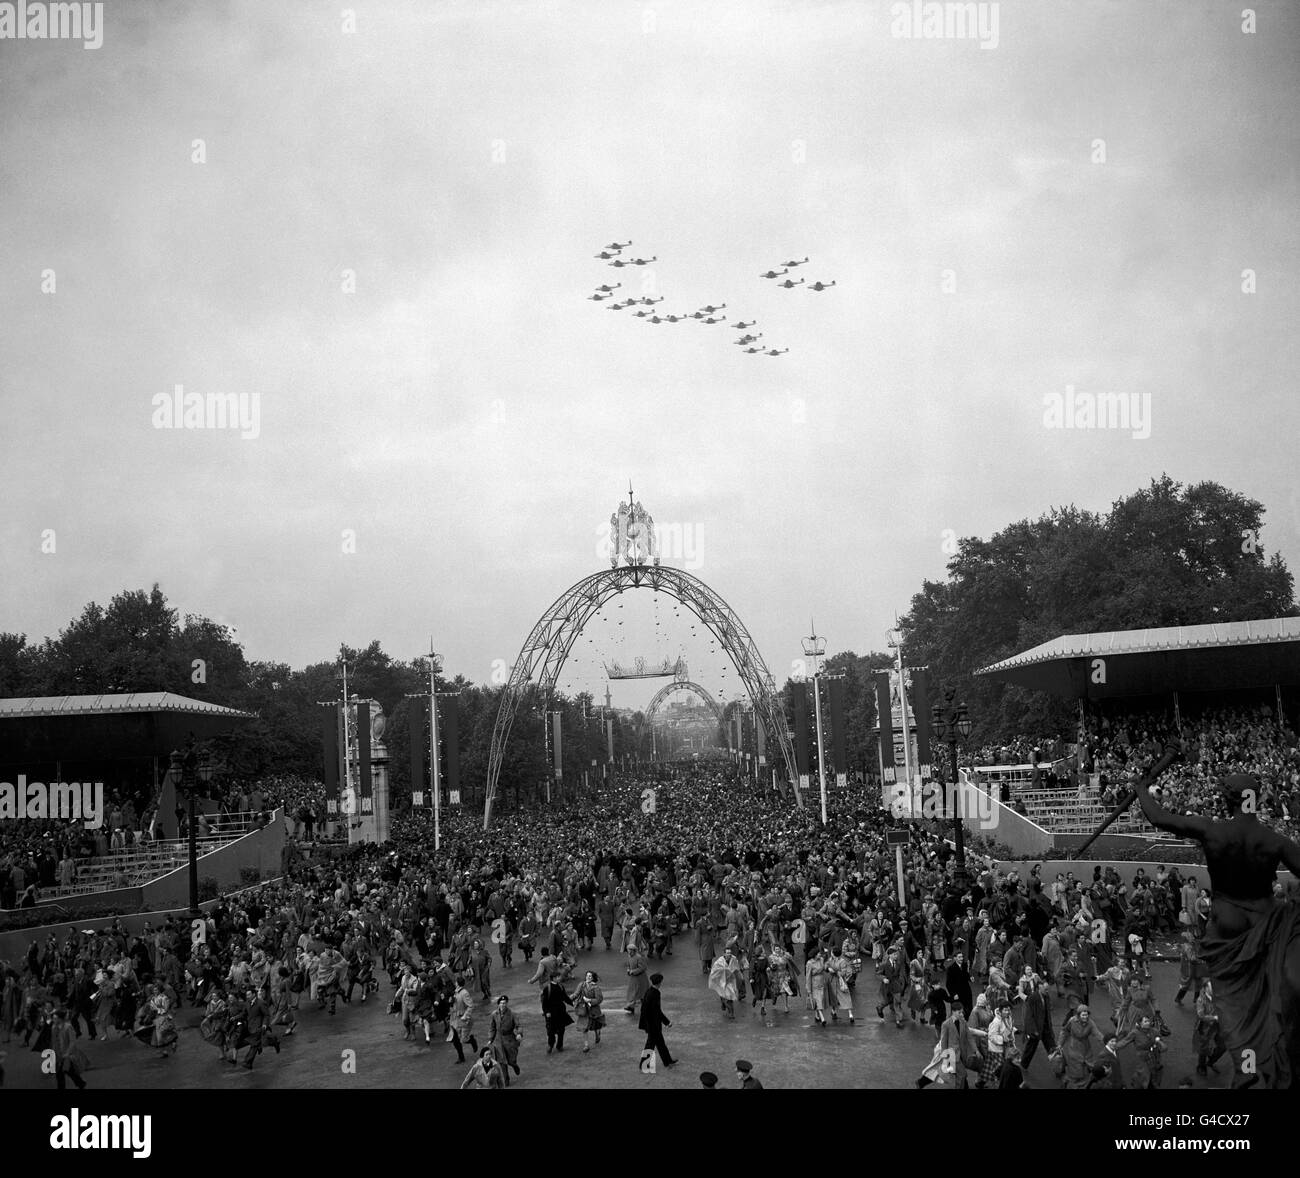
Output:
top-left (958, 773), bottom-right (1055, 857)
top-left (991, 857), bottom-right (1294, 886)
top-left (5, 884), bottom-right (146, 920)
top-left (140, 809), bottom-right (285, 908)
top-left (0, 879), bottom-right (282, 963)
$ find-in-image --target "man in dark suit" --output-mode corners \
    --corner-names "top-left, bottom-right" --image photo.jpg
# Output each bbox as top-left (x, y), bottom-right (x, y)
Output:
top-left (1020, 977), bottom-right (1056, 1071)
top-left (945, 950), bottom-right (973, 1017)
top-left (540, 978), bottom-right (573, 1053)
top-left (736, 1059), bottom-right (763, 1088)
top-left (639, 972), bottom-right (675, 1068)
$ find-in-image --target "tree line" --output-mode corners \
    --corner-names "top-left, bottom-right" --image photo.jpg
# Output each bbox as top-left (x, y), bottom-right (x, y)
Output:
top-left (2, 476), bottom-right (1291, 791)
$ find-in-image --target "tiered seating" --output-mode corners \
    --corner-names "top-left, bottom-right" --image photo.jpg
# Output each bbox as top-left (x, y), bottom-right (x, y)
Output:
top-left (42, 812), bottom-right (266, 898)
top-left (1012, 787), bottom-right (1160, 835)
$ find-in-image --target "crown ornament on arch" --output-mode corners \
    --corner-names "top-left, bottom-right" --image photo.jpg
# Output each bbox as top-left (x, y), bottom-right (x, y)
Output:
top-left (609, 482), bottom-right (659, 568)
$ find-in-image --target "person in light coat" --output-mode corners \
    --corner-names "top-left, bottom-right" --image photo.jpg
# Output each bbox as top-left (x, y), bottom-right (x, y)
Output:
top-left (449, 974), bottom-right (478, 1063)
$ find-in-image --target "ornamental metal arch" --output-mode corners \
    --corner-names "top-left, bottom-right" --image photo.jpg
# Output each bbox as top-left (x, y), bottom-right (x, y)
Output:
top-left (644, 680), bottom-right (723, 725)
top-left (483, 563), bottom-right (799, 827)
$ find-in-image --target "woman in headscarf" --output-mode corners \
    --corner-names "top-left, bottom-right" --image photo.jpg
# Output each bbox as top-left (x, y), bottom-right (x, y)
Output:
top-left (571, 969), bottom-right (605, 1052)
top-left (623, 943), bottom-right (649, 1015)
top-left (1059, 1004), bottom-right (1106, 1089)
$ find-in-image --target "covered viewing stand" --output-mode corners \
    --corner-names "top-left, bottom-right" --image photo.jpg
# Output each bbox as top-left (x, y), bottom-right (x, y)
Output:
top-left (0, 692), bottom-right (256, 838)
top-left (976, 617), bottom-right (1300, 720)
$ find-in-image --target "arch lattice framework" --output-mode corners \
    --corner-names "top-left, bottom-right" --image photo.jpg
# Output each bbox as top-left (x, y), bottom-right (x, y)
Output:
top-left (645, 680), bottom-right (723, 725)
top-left (483, 563), bottom-right (799, 827)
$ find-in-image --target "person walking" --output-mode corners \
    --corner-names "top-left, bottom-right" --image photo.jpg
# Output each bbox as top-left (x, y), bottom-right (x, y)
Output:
top-left (488, 995), bottom-right (521, 1082)
top-left (51, 1010), bottom-right (87, 1090)
top-left (1059, 1004), bottom-right (1106, 1089)
top-left (916, 999), bottom-right (979, 1089)
top-left (638, 971), bottom-right (675, 1069)
top-left (460, 1045), bottom-right (506, 1089)
top-left (829, 945), bottom-right (856, 1025)
top-left (709, 948), bottom-right (741, 1020)
top-left (572, 970), bottom-right (605, 1053)
top-left (541, 976), bottom-right (573, 1053)
top-left (1020, 977), bottom-right (1056, 1074)
top-left (624, 944), bottom-right (649, 1015)
top-left (449, 973), bottom-right (478, 1064)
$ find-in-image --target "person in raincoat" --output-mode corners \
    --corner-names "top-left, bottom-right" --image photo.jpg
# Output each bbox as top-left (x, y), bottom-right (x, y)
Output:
top-left (488, 994), bottom-right (521, 1082)
top-left (805, 947), bottom-right (832, 1027)
top-left (449, 972), bottom-right (478, 1064)
top-left (1059, 1004), bottom-right (1106, 1088)
top-left (623, 945), bottom-right (649, 1015)
top-left (460, 1045), bottom-right (505, 1089)
top-left (709, 947), bottom-right (742, 1019)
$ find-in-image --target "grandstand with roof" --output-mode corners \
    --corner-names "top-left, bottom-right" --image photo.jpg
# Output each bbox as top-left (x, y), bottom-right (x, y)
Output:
top-left (0, 692), bottom-right (267, 909)
top-left (972, 617), bottom-right (1300, 853)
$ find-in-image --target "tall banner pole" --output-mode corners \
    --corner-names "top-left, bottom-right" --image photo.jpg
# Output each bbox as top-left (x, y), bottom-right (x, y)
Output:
top-left (874, 670), bottom-right (895, 811)
top-left (894, 638), bottom-right (914, 810)
top-left (341, 662), bottom-right (351, 821)
top-left (429, 649), bottom-right (441, 852)
top-left (813, 672), bottom-right (828, 825)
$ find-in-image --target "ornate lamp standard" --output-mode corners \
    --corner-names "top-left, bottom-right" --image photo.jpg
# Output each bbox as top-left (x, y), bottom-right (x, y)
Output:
top-left (169, 744), bottom-right (213, 919)
top-left (930, 690), bottom-right (972, 888)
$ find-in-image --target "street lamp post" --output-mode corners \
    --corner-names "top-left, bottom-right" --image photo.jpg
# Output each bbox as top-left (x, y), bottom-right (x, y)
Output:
top-left (802, 624), bottom-right (829, 826)
top-left (170, 745), bottom-right (212, 919)
top-left (931, 690), bottom-right (972, 889)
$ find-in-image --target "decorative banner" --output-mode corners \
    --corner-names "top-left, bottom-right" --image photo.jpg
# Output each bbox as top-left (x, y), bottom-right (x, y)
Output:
top-left (449, 789), bottom-right (461, 805)
top-left (606, 717), bottom-right (614, 761)
top-left (734, 713), bottom-right (742, 755)
top-left (874, 672), bottom-right (895, 783)
top-left (551, 711), bottom-right (563, 779)
top-left (828, 676), bottom-right (847, 776)
top-left (322, 705), bottom-right (340, 814)
top-left (910, 667), bottom-right (933, 781)
top-left (443, 697), bottom-right (460, 803)
top-left (356, 700), bottom-right (372, 807)
top-left (409, 705), bottom-right (426, 807)
top-left (756, 716), bottom-right (766, 766)
top-left (792, 683), bottom-right (810, 775)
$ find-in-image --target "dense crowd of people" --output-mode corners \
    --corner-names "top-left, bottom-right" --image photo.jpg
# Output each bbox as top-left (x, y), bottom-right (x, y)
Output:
top-left (6, 753), bottom-right (1292, 1091)
top-left (956, 703), bottom-right (1300, 841)
top-left (0, 774), bottom-right (330, 909)
top-left (1086, 705), bottom-right (1300, 838)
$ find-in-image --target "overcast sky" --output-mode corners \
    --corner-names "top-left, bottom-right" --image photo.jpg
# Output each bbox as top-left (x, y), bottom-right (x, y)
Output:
top-left (2, 0), bottom-right (1297, 714)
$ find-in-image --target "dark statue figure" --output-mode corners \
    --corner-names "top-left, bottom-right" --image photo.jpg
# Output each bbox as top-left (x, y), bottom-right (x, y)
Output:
top-left (1136, 746), bottom-right (1300, 1088)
